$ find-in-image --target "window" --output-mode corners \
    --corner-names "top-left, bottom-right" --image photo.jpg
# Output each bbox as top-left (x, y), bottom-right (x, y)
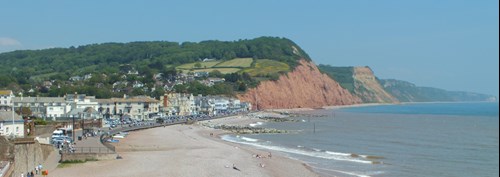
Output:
top-left (16, 127), bottom-right (19, 132)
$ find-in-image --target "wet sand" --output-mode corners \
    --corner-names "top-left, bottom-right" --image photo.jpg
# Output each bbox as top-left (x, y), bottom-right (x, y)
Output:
top-left (49, 116), bottom-right (319, 177)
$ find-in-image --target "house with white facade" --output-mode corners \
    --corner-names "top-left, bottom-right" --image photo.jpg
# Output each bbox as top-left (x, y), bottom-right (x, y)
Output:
top-left (213, 96), bottom-right (230, 113)
top-left (12, 97), bottom-right (67, 120)
top-left (65, 94), bottom-right (99, 110)
top-left (10, 94), bottom-right (97, 120)
top-left (97, 96), bottom-right (160, 120)
top-left (0, 111), bottom-right (24, 137)
top-left (0, 90), bottom-right (14, 111)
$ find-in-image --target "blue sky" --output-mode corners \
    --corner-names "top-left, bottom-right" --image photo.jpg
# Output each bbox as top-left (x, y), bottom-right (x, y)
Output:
top-left (1, 0), bottom-right (498, 96)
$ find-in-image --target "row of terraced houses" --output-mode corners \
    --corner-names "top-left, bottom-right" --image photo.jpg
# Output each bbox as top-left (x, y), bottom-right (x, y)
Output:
top-left (0, 90), bottom-right (251, 137)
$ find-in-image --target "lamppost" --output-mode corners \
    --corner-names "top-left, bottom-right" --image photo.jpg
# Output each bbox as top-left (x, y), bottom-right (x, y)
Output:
top-left (11, 99), bottom-right (15, 137)
top-left (73, 113), bottom-right (76, 142)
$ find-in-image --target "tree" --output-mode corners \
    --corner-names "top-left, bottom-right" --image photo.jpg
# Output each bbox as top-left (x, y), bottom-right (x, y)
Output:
top-left (194, 62), bottom-right (202, 68)
top-left (16, 107), bottom-right (32, 117)
top-left (209, 70), bottom-right (223, 78)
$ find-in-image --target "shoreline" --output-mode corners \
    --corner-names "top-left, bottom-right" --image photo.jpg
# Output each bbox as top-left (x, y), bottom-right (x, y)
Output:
top-left (48, 114), bottom-right (319, 177)
top-left (266, 103), bottom-right (392, 113)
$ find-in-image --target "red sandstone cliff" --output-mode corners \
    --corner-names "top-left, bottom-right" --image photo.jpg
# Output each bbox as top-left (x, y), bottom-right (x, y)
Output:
top-left (238, 60), bottom-right (361, 109)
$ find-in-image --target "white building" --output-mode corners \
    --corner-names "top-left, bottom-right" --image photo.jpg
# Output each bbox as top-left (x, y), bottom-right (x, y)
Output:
top-left (97, 96), bottom-right (160, 120)
top-left (214, 97), bottom-right (230, 113)
top-left (12, 97), bottom-right (67, 120)
top-left (0, 111), bottom-right (24, 137)
top-left (10, 94), bottom-right (98, 120)
top-left (0, 90), bottom-right (14, 111)
top-left (65, 94), bottom-right (99, 110)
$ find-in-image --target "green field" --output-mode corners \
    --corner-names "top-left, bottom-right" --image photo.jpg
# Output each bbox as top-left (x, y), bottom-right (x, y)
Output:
top-left (214, 58), bottom-right (253, 68)
top-left (176, 61), bottom-right (221, 70)
top-left (176, 58), bottom-right (288, 76)
top-left (242, 59), bottom-right (290, 76)
top-left (182, 68), bottom-right (242, 74)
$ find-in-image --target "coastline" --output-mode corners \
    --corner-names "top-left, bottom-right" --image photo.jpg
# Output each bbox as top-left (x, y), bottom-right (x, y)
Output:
top-left (267, 103), bottom-right (393, 113)
top-left (48, 114), bottom-right (319, 177)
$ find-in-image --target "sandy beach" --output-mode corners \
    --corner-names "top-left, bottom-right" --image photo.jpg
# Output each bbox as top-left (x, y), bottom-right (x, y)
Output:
top-left (49, 115), bottom-right (319, 177)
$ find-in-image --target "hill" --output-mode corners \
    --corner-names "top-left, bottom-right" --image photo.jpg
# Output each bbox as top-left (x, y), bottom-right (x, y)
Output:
top-left (318, 65), bottom-right (398, 103)
top-left (380, 79), bottom-right (497, 102)
top-left (0, 37), bottom-right (310, 98)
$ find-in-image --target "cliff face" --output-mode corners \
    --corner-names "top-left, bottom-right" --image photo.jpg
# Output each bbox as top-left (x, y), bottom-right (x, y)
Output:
top-left (353, 67), bottom-right (399, 103)
top-left (238, 60), bottom-right (361, 109)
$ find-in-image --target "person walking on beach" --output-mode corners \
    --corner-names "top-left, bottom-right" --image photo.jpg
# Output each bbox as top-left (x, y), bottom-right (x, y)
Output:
top-left (232, 164), bottom-right (240, 171)
top-left (38, 163), bottom-right (43, 173)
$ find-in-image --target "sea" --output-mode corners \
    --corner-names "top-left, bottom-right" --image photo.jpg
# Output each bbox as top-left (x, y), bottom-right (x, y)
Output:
top-left (222, 102), bottom-right (499, 177)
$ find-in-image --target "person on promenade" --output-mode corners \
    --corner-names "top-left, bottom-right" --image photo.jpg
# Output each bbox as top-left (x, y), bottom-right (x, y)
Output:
top-left (30, 171), bottom-right (34, 177)
top-left (35, 166), bottom-right (38, 174)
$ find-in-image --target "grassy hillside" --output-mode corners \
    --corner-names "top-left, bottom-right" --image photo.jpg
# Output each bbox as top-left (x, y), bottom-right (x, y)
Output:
top-left (214, 58), bottom-right (253, 68)
top-left (242, 59), bottom-right (290, 77)
top-left (176, 61), bottom-right (221, 70)
top-left (188, 68), bottom-right (242, 74)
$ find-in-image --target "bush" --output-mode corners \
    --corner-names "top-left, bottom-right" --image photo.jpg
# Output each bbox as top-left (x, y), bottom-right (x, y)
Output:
top-left (34, 118), bottom-right (48, 125)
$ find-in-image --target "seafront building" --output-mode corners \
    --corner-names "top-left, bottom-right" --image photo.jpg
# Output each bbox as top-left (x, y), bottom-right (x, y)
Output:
top-left (3, 90), bottom-right (249, 122)
top-left (161, 93), bottom-right (196, 116)
top-left (12, 97), bottom-right (68, 120)
top-left (162, 93), bottom-right (250, 116)
top-left (10, 93), bottom-right (98, 121)
top-left (97, 95), bottom-right (160, 120)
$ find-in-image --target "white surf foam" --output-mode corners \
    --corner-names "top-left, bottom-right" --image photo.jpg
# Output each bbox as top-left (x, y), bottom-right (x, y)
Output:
top-left (240, 136), bottom-right (258, 142)
top-left (221, 135), bottom-right (373, 164)
top-left (249, 122), bottom-right (264, 127)
top-left (325, 151), bottom-right (352, 157)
